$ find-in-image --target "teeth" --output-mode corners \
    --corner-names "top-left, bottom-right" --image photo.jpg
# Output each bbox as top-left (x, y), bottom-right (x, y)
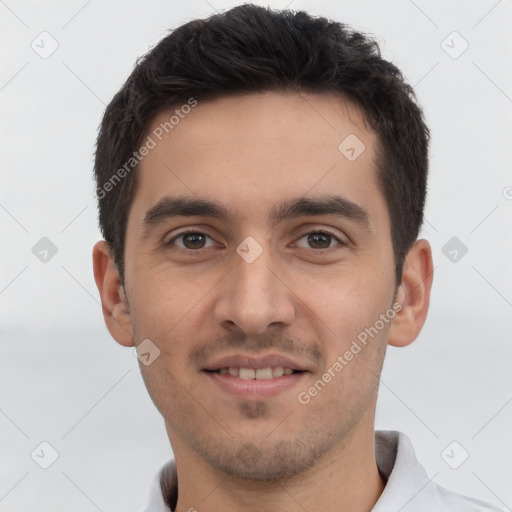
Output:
top-left (273, 366), bottom-right (284, 377)
top-left (239, 368), bottom-right (256, 380)
top-left (255, 368), bottom-right (273, 379)
top-left (218, 366), bottom-right (297, 379)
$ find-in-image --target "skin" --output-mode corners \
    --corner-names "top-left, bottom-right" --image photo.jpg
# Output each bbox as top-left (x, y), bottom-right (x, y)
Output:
top-left (93, 91), bottom-right (433, 512)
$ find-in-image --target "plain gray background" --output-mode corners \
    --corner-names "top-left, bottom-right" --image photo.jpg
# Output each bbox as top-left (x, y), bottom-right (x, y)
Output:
top-left (1, 0), bottom-right (511, 510)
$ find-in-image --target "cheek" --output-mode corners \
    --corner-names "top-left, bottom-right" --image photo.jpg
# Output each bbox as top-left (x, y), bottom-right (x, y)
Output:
top-left (302, 269), bottom-right (393, 380)
top-left (129, 270), bottom-right (214, 386)
top-left (138, 354), bottom-right (196, 427)
top-left (304, 268), bottom-right (385, 333)
top-left (129, 267), bottom-right (207, 336)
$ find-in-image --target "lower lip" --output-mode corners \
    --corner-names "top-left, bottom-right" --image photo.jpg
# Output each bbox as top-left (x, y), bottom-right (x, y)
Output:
top-left (203, 371), bottom-right (307, 400)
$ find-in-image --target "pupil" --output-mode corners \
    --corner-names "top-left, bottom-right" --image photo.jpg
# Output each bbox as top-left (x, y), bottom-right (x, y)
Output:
top-left (309, 233), bottom-right (330, 249)
top-left (185, 233), bottom-right (205, 249)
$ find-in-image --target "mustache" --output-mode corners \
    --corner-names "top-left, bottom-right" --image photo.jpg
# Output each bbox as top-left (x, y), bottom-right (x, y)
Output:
top-left (187, 331), bottom-right (325, 369)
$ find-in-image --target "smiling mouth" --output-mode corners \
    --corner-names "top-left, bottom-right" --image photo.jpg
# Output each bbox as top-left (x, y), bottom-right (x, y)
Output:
top-left (205, 367), bottom-right (305, 379)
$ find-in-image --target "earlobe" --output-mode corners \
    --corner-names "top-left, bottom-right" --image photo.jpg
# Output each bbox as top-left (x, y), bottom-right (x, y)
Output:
top-left (388, 239), bottom-right (434, 348)
top-left (92, 240), bottom-right (135, 347)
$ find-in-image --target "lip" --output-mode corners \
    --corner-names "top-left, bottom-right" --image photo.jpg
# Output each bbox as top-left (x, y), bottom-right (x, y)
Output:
top-left (203, 370), bottom-right (307, 400)
top-left (201, 353), bottom-right (312, 372)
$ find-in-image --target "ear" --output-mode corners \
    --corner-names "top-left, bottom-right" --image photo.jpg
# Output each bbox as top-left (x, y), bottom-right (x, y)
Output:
top-left (92, 240), bottom-right (134, 347)
top-left (388, 239), bottom-right (434, 348)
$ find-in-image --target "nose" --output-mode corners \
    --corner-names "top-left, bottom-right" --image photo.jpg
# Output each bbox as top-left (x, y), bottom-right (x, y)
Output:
top-left (213, 240), bottom-right (296, 335)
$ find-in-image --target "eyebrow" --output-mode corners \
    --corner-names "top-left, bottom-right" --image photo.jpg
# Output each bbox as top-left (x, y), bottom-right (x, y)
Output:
top-left (140, 194), bottom-right (371, 238)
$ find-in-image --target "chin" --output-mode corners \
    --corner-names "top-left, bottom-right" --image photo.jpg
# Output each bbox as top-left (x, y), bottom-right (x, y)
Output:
top-left (198, 436), bottom-right (332, 482)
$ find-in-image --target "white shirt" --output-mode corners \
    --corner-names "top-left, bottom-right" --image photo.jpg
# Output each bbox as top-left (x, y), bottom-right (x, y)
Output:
top-left (143, 430), bottom-right (503, 511)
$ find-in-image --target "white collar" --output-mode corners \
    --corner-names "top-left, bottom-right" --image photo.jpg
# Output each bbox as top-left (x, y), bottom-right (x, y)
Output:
top-left (142, 430), bottom-right (503, 511)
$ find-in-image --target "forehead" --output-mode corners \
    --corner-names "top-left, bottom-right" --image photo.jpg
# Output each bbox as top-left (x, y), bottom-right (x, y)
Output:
top-left (130, 91), bottom-right (387, 232)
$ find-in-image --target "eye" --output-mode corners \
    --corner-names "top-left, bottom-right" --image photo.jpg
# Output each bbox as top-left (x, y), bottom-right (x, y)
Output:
top-left (166, 229), bottom-right (217, 250)
top-left (295, 229), bottom-right (347, 250)
top-left (165, 228), bottom-right (348, 252)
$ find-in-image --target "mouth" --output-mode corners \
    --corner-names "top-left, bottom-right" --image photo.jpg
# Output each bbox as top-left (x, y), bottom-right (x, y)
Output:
top-left (204, 367), bottom-right (305, 379)
top-left (201, 353), bottom-right (312, 399)
top-left (202, 366), bottom-right (308, 400)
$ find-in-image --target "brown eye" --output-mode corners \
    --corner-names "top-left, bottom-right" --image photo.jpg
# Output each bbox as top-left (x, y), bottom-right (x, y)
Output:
top-left (167, 230), bottom-right (215, 250)
top-left (308, 232), bottom-right (332, 249)
top-left (295, 230), bottom-right (346, 250)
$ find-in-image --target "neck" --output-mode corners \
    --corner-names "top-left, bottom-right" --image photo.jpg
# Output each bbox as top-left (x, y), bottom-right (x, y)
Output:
top-left (168, 422), bottom-right (386, 512)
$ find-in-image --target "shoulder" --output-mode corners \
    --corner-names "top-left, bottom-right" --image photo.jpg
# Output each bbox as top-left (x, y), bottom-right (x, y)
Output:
top-left (374, 430), bottom-right (505, 512)
top-left (429, 482), bottom-right (505, 511)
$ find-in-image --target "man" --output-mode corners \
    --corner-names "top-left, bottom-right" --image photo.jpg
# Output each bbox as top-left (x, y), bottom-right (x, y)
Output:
top-left (92, 4), bottom-right (503, 511)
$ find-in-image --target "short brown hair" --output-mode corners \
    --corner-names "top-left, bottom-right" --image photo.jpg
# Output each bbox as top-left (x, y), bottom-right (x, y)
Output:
top-left (94, 3), bottom-right (430, 287)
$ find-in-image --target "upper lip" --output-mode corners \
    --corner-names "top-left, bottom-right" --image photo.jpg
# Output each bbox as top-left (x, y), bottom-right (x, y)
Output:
top-left (202, 353), bottom-right (312, 372)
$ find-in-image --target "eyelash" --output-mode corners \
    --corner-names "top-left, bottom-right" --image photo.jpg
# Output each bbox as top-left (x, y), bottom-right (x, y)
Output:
top-left (165, 228), bottom-right (348, 252)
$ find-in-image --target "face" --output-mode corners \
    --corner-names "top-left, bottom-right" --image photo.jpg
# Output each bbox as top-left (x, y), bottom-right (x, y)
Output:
top-left (122, 91), bottom-right (398, 480)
